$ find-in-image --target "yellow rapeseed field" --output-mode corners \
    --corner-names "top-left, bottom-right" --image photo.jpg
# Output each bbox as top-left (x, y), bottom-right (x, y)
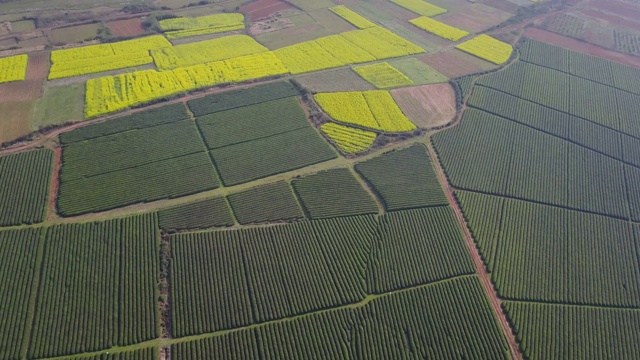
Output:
top-left (363, 90), bottom-right (416, 132)
top-left (314, 91), bottom-right (416, 133)
top-left (353, 62), bottom-right (413, 88)
top-left (314, 35), bottom-right (376, 64)
top-left (409, 16), bottom-right (469, 41)
top-left (159, 13), bottom-right (245, 39)
top-left (320, 122), bottom-right (377, 154)
top-left (329, 5), bottom-right (377, 29)
top-left (391, 0), bottom-right (447, 16)
top-left (0, 54), bottom-right (28, 83)
top-left (456, 34), bottom-right (513, 64)
top-left (85, 52), bottom-right (288, 118)
top-left (151, 35), bottom-right (268, 70)
top-left (273, 41), bottom-right (345, 74)
top-left (340, 27), bottom-right (425, 59)
top-left (49, 36), bottom-right (171, 79)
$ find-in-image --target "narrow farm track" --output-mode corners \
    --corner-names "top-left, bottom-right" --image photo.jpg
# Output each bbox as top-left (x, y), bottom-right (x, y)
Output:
top-left (426, 141), bottom-right (522, 360)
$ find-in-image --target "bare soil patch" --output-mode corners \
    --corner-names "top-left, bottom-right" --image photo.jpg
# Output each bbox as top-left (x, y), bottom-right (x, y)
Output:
top-left (435, 3), bottom-right (513, 32)
top-left (250, 15), bottom-right (294, 36)
top-left (295, 68), bottom-right (375, 93)
top-left (591, 0), bottom-right (640, 21)
top-left (241, 0), bottom-right (295, 21)
top-left (391, 83), bottom-right (456, 129)
top-left (421, 49), bottom-right (495, 78)
top-left (26, 51), bottom-right (50, 80)
top-left (525, 27), bottom-right (640, 68)
top-left (0, 100), bottom-right (35, 143)
top-left (0, 79), bottom-right (43, 102)
top-left (107, 18), bottom-right (145, 37)
top-left (578, 9), bottom-right (640, 32)
top-left (475, 0), bottom-right (519, 14)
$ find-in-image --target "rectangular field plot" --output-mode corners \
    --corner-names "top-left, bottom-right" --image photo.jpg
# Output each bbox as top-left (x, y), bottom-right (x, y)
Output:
top-left (292, 168), bottom-right (378, 219)
top-left (504, 302), bottom-right (640, 360)
top-left (355, 144), bottom-right (447, 211)
top-left (29, 214), bottom-right (159, 358)
top-left (367, 207), bottom-right (474, 293)
top-left (197, 97), bottom-right (309, 149)
top-left (58, 120), bottom-right (219, 216)
top-left (59, 103), bottom-right (190, 144)
top-left (172, 276), bottom-right (510, 359)
top-left (158, 197), bottom-right (234, 231)
top-left (0, 228), bottom-right (42, 360)
top-left (0, 149), bottom-right (54, 226)
top-left (187, 81), bottom-right (298, 117)
top-left (227, 181), bottom-right (303, 224)
top-left (458, 191), bottom-right (640, 307)
top-left (211, 127), bottom-right (336, 186)
top-left (171, 215), bottom-right (377, 335)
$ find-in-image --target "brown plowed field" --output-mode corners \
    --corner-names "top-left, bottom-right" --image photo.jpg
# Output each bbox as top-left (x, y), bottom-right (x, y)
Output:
top-left (107, 18), bottom-right (146, 37)
top-left (0, 79), bottom-right (44, 102)
top-left (591, 0), bottom-right (640, 20)
top-left (421, 49), bottom-right (495, 78)
top-left (241, 0), bottom-right (295, 21)
top-left (26, 51), bottom-right (50, 80)
top-left (525, 27), bottom-right (640, 68)
top-left (578, 9), bottom-right (640, 32)
top-left (391, 84), bottom-right (456, 129)
top-left (435, 4), bottom-right (513, 32)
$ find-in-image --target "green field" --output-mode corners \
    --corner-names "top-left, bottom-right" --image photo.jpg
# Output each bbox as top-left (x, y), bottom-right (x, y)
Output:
top-left (33, 84), bottom-right (85, 128)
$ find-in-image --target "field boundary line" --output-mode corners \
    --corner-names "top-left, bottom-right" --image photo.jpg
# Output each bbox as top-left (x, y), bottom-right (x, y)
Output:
top-left (39, 274), bottom-right (476, 360)
top-left (349, 165), bottom-right (385, 216)
top-left (21, 227), bottom-right (48, 359)
top-left (503, 299), bottom-right (640, 311)
top-left (425, 140), bottom-right (523, 360)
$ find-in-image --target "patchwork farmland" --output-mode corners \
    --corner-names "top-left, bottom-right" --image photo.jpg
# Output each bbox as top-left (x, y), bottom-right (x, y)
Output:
top-left (0, 0), bottom-right (639, 359)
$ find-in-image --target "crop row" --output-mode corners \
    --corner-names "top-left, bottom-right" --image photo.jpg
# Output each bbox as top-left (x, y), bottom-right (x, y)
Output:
top-left (432, 107), bottom-right (633, 219)
top-left (151, 35), bottom-right (267, 70)
top-left (391, 0), bottom-right (447, 16)
top-left (329, 5), bottom-right (377, 29)
top-left (292, 168), bottom-right (378, 219)
top-left (455, 34), bottom-right (512, 64)
top-left (505, 302), bottom-right (640, 359)
top-left (171, 215), bottom-right (377, 336)
top-left (0, 54), bottom-right (27, 83)
top-left (320, 122), bottom-right (377, 154)
top-left (171, 276), bottom-right (510, 359)
top-left (28, 214), bottom-right (159, 358)
top-left (315, 90), bottom-right (416, 132)
top-left (158, 13), bottom-right (245, 39)
top-left (355, 144), bottom-right (448, 211)
top-left (410, 16), bottom-right (469, 41)
top-left (49, 35), bottom-right (171, 79)
top-left (457, 191), bottom-right (640, 307)
top-left (158, 197), bottom-right (234, 231)
top-left (78, 348), bottom-right (157, 360)
top-left (353, 61), bottom-right (414, 89)
top-left (227, 181), bottom-right (303, 224)
top-left (0, 149), bottom-right (54, 226)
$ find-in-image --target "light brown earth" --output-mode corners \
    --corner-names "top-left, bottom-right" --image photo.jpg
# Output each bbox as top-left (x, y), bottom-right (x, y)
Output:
top-left (421, 49), bottom-right (495, 78)
top-left (525, 27), bottom-right (640, 68)
top-left (0, 100), bottom-right (35, 143)
top-left (241, 0), bottom-right (295, 21)
top-left (25, 51), bottom-right (50, 80)
top-left (392, 83), bottom-right (456, 129)
top-left (434, 3), bottom-right (513, 32)
top-left (295, 68), bottom-right (375, 93)
top-left (106, 18), bottom-right (146, 37)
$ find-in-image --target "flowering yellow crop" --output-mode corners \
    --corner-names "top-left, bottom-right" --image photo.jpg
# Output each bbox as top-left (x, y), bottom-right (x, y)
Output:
top-left (329, 5), bottom-right (377, 29)
top-left (456, 34), bottom-right (513, 64)
top-left (353, 62), bottom-right (413, 88)
top-left (159, 13), bottom-right (245, 38)
top-left (340, 27), bottom-right (425, 60)
top-left (315, 92), bottom-right (379, 129)
top-left (391, 0), bottom-right (447, 16)
top-left (151, 35), bottom-right (268, 70)
top-left (314, 91), bottom-right (415, 133)
top-left (409, 16), bottom-right (469, 41)
top-left (273, 41), bottom-right (345, 74)
top-left (85, 52), bottom-right (289, 117)
top-left (50, 36), bottom-right (171, 79)
top-left (0, 54), bottom-right (27, 83)
top-left (320, 122), bottom-right (377, 154)
top-left (314, 35), bottom-right (376, 64)
top-left (363, 90), bottom-right (416, 132)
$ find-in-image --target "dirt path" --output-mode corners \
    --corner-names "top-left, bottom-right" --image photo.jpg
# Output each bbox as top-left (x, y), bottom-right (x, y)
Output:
top-left (46, 145), bottom-right (61, 221)
top-left (425, 141), bottom-right (522, 360)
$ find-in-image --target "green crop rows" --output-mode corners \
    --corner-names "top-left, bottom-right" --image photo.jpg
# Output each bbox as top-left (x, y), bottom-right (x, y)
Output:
top-left (355, 144), bottom-right (447, 211)
top-left (172, 276), bottom-right (510, 359)
top-left (158, 197), bottom-right (234, 231)
top-left (0, 149), bottom-right (53, 226)
top-left (187, 81), bottom-right (298, 117)
top-left (292, 168), bottom-right (378, 219)
top-left (29, 214), bottom-right (159, 358)
top-left (227, 181), bottom-right (303, 224)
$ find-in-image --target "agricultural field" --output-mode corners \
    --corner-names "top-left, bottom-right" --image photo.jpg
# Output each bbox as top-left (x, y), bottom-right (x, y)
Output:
top-left (2, 0), bottom-right (640, 358)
